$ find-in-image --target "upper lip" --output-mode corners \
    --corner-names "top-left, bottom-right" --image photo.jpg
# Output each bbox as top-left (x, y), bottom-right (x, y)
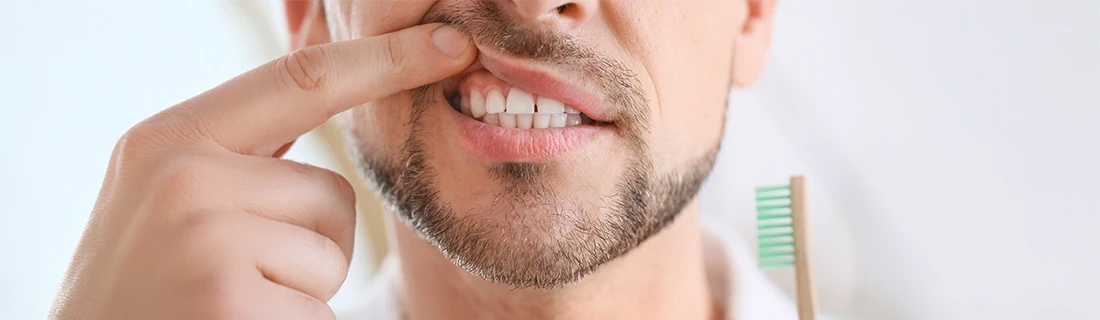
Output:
top-left (469, 47), bottom-right (612, 123)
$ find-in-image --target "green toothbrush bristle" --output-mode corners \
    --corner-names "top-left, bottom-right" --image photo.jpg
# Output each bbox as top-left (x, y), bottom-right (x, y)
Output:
top-left (756, 184), bottom-right (795, 268)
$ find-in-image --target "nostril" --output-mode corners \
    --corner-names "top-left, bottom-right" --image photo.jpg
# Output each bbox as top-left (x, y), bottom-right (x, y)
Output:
top-left (512, 0), bottom-right (593, 27)
top-left (553, 3), bottom-right (583, 20)
top-left (555, 3), bottom-right (573, 14)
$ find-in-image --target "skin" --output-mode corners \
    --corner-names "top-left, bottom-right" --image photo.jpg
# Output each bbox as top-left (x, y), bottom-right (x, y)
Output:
top-left (51, 0), bottom-right (773, 319)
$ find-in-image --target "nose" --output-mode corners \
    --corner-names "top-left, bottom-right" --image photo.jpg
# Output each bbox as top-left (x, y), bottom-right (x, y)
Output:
top-left (509, 0), bottom-right (597, 29)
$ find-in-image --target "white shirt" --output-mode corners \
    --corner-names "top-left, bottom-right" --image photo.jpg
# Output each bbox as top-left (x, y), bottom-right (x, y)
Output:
top-left (336, 225), bottom-right (818, 320)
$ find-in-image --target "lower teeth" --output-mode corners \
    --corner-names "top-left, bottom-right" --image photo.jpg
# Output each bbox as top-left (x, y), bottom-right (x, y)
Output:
top-left (478, 112), bottom-right (591, 129)
top-left (450, 96), bottom-right (592, 129)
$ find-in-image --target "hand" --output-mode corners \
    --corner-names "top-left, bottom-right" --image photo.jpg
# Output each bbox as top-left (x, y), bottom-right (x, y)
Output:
top-left (49, 24), bottom-right (475, 320)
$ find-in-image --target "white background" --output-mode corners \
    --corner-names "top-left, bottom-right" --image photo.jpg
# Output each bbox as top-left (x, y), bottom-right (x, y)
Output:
top-left (1, 1), bottom-right (1097, 319)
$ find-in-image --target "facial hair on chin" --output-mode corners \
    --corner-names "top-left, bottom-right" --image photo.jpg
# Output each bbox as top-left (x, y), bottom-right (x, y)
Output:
top-left (350, 1), bottom-right (722, 289)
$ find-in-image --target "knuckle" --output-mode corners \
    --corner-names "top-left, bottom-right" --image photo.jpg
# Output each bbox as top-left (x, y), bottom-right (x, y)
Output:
top-left (321, 168), bottom-right (357, 207)
top-left (154, 155), bottom-right (218, 198)
top-left (113, 117), bottom-right (178, 163)
top-left (309, 232), bottom-right (351, 292)
top-left (168, 208), bottom-right (217, 238)
top-left (280, 45), bottom-right (329, 92)
top-left (113, 111), bottom-right (208, 170)
top-left (175, 215), bottom-right (231, 259)
top-left (316, 233), bottom-right (350, 275)
top-left (376, 35), bottom-right (408, 75)
top-left (117, 122), bottom-right (156, 154)
top-left (113, 128), bottom-right (154, 165)
top-left (285, 162), bottom-right (356, 208)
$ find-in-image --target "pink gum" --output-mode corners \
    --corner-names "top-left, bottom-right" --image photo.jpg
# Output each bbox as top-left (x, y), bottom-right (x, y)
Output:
top-left (459, 70), bottom-right (544, 103)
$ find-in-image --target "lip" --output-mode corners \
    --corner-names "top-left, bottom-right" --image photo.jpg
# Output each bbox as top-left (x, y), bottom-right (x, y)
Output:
top-left (437, 46), bottom-right (624, 161)
top-left (447, 107), bottom-right (609, 161)
top-left (470, 47), bottom-right (611, 123)
top-left (435, 46), bottom-right (616, 161)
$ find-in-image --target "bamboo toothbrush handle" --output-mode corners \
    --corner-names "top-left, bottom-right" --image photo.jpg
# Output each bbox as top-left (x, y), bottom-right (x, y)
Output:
top-left (791, 176), bottom-right (818, 320)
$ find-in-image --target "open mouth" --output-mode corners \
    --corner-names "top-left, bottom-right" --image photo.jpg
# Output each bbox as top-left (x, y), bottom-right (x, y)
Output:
top-left (438, 50), bottom-right (616, 160)
top-left (443, 49), bottom-right (612, 131)
top-left (447, 70), bottom-right (598, 129)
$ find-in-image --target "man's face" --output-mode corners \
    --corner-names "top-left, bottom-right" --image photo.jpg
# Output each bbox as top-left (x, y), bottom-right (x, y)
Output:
top-left (324, 0), bottom-right (750, 288)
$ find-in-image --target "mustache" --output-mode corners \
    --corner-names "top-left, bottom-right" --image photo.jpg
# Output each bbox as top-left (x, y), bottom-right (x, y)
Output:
top-left (421, 1), bottom-right (650, 142)
top-left (422, 1), bottom-right (583, 62)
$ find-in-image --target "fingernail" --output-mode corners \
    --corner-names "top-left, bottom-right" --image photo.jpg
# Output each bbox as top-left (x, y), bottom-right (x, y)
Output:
top-left (431, 26), bottom-right (470, 59)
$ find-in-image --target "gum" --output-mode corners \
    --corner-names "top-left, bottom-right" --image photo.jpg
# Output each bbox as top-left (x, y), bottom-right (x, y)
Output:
top-left (458, 70), bottom-right (548, 109)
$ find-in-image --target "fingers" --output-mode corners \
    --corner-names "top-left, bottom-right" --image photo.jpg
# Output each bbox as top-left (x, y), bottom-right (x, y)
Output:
top-left (180, 156), bottom-right (356, 302)
top-left (226, 157), bottom-right (355, 300)
top-left (244, 216), bottom-right (350, 302)
top-left (148, 153), bottom-right (358, 265)
top-left (231, 157), bottom-right (358, 261)
top-left (167, 23), bottom-right (475, 156)
top-left (245, 279), bottom-right (337, 320)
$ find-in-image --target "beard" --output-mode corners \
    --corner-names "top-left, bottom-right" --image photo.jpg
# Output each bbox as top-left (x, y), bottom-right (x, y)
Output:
top-left (349, 1), bottom-right (721, 289)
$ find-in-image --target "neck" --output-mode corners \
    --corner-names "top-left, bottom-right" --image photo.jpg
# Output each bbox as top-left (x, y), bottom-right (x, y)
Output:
top-left (388, 200), bottom-right (715, 320)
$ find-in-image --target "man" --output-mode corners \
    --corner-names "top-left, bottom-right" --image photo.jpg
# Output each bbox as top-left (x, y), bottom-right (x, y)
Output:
top-left (51, 0), bottom-right (794, 319)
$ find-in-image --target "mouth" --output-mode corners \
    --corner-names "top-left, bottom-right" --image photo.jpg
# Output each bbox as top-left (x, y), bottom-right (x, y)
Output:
top-left (447, 70), bottom-right (599, 129)
top-left (444, 46), bottom-right (612, 126)
top-left (436, 48), bottom-right (617, 161)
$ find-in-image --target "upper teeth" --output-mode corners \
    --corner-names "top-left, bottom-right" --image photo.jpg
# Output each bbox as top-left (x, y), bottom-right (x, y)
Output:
top-left (484, 90), bottom-right (506, 115)
top-left (537, 96), bottom-right (564, 114)
top-left (465, 87), bottom-right (587, 129)
top-left (469, 90), bottom-right (486, 119)
top-left (505, 88), bottom-right (535, 114)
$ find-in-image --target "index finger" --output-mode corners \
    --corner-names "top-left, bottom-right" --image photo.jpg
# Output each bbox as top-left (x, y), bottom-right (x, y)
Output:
top-left (166, 23), bottom-right (475, 156)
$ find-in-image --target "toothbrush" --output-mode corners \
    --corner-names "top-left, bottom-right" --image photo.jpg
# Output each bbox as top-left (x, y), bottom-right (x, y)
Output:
top-left (756, 176), bottom-right (818, 320)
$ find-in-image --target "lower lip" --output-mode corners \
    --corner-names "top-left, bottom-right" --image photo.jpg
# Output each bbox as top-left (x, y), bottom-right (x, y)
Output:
top-left (445, 102), bottom-right (608, 161)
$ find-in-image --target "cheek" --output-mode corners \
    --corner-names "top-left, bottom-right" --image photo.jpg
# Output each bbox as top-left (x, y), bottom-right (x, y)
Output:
top-left (626, 3), bottom-right (739, 169)
top-left (345, 93), bottom-right (415, 159)
top-left (337, 2), bottom-right (442, 160)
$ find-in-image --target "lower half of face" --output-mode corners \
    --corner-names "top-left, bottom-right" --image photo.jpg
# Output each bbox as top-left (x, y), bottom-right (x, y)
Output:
top-left (339, 0), bottom-right (740, 288)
